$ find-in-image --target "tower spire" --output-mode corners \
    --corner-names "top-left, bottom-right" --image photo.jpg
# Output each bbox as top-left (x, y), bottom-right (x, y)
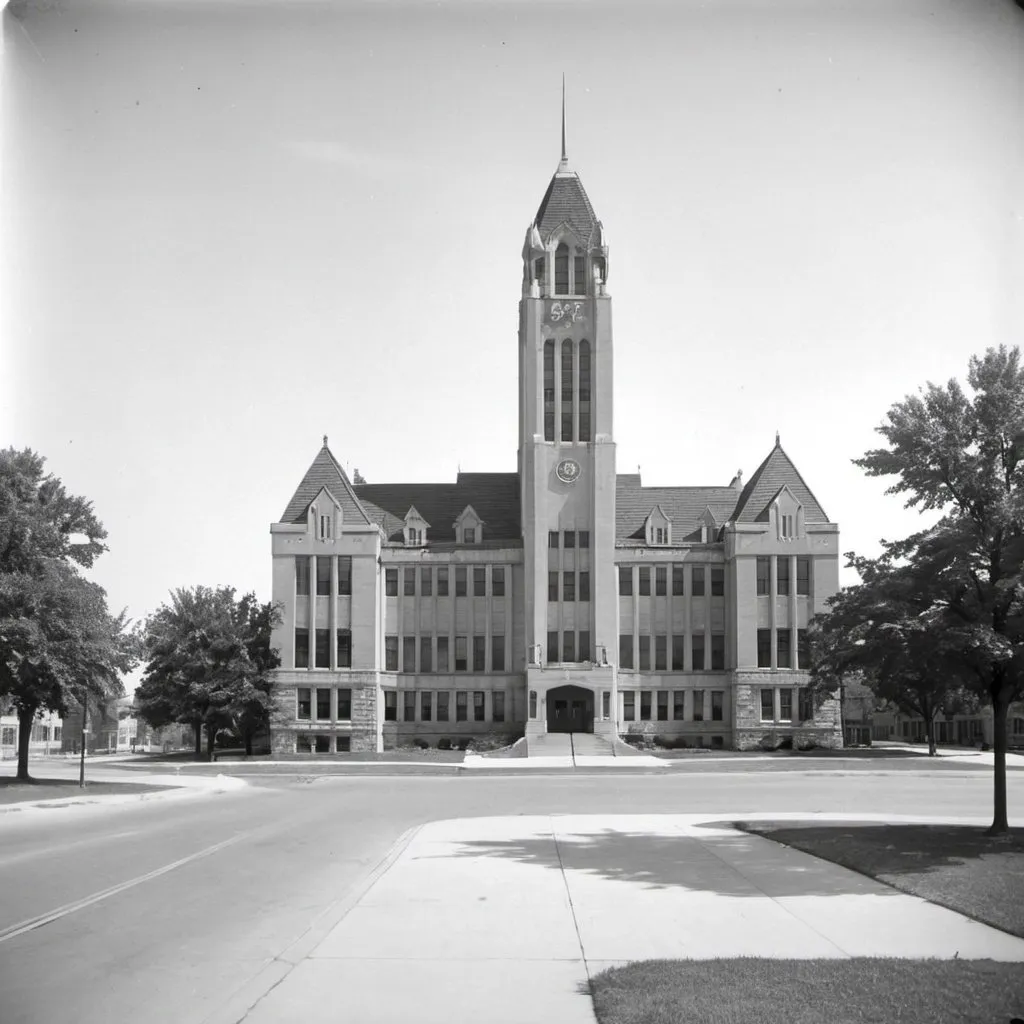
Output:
top-left (558, 74), bottom-right (569, 172)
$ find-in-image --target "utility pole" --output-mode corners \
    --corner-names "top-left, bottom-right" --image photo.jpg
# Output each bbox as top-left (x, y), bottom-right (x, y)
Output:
top-left (79, 695), bottom-right (88, 788)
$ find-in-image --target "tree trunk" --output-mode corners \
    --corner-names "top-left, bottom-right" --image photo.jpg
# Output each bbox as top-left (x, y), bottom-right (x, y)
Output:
top-left (193, 721), bottom-right (202, 758)
top-left (16, 704), bottom-right (37, 781)
top-left (925, 704), bottom-right (937, 757)
top-left (244, 729), bottom-right (253, 757)
top-left (988, 681), bottom-right (1011, 837)
top-left (206, 723), bottom-right (216, 762)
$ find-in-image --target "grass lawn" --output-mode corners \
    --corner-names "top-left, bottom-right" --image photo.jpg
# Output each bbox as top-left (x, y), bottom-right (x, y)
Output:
top-left (739, 821), bottom-right (1024, 939)
top-left (0, 777), bottom-right (172, 806)
top-left (589, 958), bottom-right (1024, 1024)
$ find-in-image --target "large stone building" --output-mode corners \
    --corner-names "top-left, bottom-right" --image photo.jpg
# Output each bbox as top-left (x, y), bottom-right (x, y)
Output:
top-left (268, 131), bottom-right (843, 755)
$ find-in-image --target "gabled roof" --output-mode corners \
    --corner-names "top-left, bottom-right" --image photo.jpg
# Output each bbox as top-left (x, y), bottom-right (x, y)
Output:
top-left (616, 478), bottom-right (740, 542)
top-left (533, 170), bottom-right (600, 248)
top-left (280, 443), bottom-right (375, 526)
top-left (734, 439), bottom-right (829, 524)
top-left (355, 472), bottom-right (521, 544)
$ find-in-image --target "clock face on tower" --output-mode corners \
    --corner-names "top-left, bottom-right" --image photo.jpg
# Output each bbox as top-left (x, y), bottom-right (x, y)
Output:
top-left (556, 459), bottom-right (581, 484)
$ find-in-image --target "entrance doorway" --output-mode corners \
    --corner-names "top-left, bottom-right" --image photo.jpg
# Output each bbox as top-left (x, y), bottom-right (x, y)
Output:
top-left (546, 685), bottom-right (594, 734)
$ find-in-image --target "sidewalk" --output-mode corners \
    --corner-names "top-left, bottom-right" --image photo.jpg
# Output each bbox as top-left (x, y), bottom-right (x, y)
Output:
top-left (220, 811), bottom-right (1024, 1024)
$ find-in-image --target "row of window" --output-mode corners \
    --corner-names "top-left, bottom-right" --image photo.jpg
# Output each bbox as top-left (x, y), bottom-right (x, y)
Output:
top-left (543, 338), bottom-right (592, 443)
top-left (761, 686), bottom-right (815, 723)
top-left (548, 570), bottom-right (591, 602)
top-left (618, 565), bottom-right (724, 597)
top-left (757, 629), bottom-right (810, 669)
top-left (297, 687), bottom-right (353, 720)
top-left (295, 629), bottom-right (352, 669)
top-left (549, 530), bottom-right (590, 549)
top-left (545, 630), bottom-right (593, 664)
top-left (385, 635), bottom-right (507, 673)
top-left (756, 557), bottom-right (811, 596)
top-left (385, 565), bottom-right (507, 598)
top-left (618, 633), bottom-right (726, 671)
top-left (382, 689), bottom-right (506, 723)
top-left (297, 556), bottom-right (353, 596)
top-left (622, 689), bottom-right (725, 722)
top-left (297, 734), bottom-right (351, 753)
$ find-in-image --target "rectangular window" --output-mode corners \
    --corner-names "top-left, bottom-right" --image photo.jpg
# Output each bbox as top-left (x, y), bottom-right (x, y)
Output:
top-left (296, 558), bottom-right (310, 596)
top-left (711, 690), bottom-right (723, 721)
top-left (602, 691), bottom-right (610, 718)
top-left (672, 566), bottom-right (685, 596)
top-left (315, 734), bottom-right (330, 754)
top-left (337, 688), bottom-right (352, 720)
top-left (638, 634), bottom-right (651, 671)
top-left (574, 255), bottom-right (586, 294)
top-left (797, 558), bottom-right (810, 596)
top-left (579, 571), bottom-right (591, 601)
top-left (655, 566), bottom-right (667, 596)
top-left (295, 628), bottom-right (310, 669)
top-left (316, 558), bottom-right (331, 596)
top-left (547, 630), bottom-right (559, 664)
top-left (384, 690), bottom-right (397, 721)
top-left (385, 635), bottom-right (399, 671)
top-left (463, 527), bottom-right (476, 544)
top-left (579, 531), bottom-right (590, 549)
top-left (456, 691), bottom-right (468, 721)
top-left (473, 636), bottom-right (486, 672)
top-left (403, 636), bottom-right (416, 672)
top-left (711, 567), bottom-right (724, 597)
top-left (797, 629), bottom-right (809, 669)
top-left (437, 636), bottom-right (450, 673)
top-left (655, 634), bottom-right (667, 671)
top-left (403, 569), bottom-right (416, 596)
top-left (493, 691), bottom-right (505, 723)
top-left (777, 558), bottom-right (790, 596)
top-left (638, 567), bottom-right (651, 596)
top-left (404, 691), bottom-right (416, 722)
top-left (564, 530), bottom-right (575, 549)
top-left (619, 633), bottom-right (634, 670)
top-left (562, 631), bottom-right (576, 663)
top-left (338, 556), bottom-right (352, 595)
top-left (777, 630), bottom-right (792, 669)
top-left (437, 691), bottom-right (450, 722)
top-left (420, 636), bottom-right (432, 673)
top-left (579, 630), bottom-right (591, 663)
top-left (640, 691), bottom-right (652, 721)
top-left (296, 734), bottom-right (312, 753)
top-left (336, 629), bottom-right (351, 668)
top-left (711, 634), bottom-right (725, 671)
top-left (421, 691), bottom-right (433, 722)
top-left (657, 690), bottom-right (669, 721)
top-left (473, 691), bottom-right (486, 722)
top-left (760, 688), bottom-right (774, 721)
top-left (757, 629), bottom-right (772, 668)
top-left (419, 565), bottom-right (432, 597)
top-left (313, 688), bottom-right (329, 720)
top-left (385, 569), bottom-right (398, 596)
top-left (692, 634), bottom-right (705, 671)
top-left (549, 530), bottom-right (559, 549)
top-left (315, 628), bottom-right (330, 668)
top-left (297, 687), bottom-right (311, 720)
top-left (779, 688), bottom-right (793, 721)
top-left (693, 689), bottom-right (704, 721)
top-left (437, 567), bottom-right (449, 596)
top-left (756, 557), bottom-right (770, 596)
top-left (491, 635), bottom-right (505, 672)
top-left (672, 635), bottom-right (685, 671)
top-left (548, 571), bottom-right (559, 602)
top-left (473, 567), bottom-right (486, 597)
top-left (798, 687), bottom-right (814, 722)
top-left (673, 690), bottom-right (685, 720)
top-left (623, 691), bottom-right (635, 721)
top-left (619, 566), bottom-right (633, 596)
top-left (563, 571), bottom-right (576, 602)
top-left (455, 568), bottom-right (467, 597)
top-left (493, 566), bottom-right (505, 597)
top-left (455, 636), bottom-right (468, 671)
top-left (692, 567), bottom-right (705, 597)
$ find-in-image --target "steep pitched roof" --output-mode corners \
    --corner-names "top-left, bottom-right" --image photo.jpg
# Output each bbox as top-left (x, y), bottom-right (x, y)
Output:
top-left (733, 440), bottom-right (829, 524)
top-left (280, 443), bottom-right (375, 526)
top-left (616, 478), bottom-right (740, 542)
top-left (533, 170), bottom-right (599, 248)
top-left (355, 472), bottom-right (521, 544)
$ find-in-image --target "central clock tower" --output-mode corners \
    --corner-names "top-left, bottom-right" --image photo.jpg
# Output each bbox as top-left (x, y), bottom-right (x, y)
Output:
top-left (517, 117), bottom-right (618, 738)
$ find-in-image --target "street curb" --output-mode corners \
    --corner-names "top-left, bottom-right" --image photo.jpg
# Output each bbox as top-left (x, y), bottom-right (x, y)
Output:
top-left (200, 822), bottom-right (423, 1024)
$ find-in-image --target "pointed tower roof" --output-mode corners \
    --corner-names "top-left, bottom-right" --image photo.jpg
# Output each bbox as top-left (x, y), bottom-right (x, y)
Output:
top-left (532, 79), bottom-right (601, 247)
top-left (733, 436), bottom-right (829, 524)
top-left (280, 439), bottom-right (375, 526)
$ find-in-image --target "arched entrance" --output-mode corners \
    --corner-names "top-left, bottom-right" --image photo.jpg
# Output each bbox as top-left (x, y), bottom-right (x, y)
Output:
top-left (546, 685), bottom-right (594, 734)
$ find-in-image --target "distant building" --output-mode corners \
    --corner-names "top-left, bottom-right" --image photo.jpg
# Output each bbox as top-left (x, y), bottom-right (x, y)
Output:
top-left (871, 703), bottom-right (1024, 749)
top-left (268, 129), bottom-right (844, 754)
top-left (0, 708), bottom-right (64, 761)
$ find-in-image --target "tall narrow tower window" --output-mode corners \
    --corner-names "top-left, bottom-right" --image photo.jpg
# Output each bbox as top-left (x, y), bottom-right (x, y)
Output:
top-left (561, 339), bottom-right (574, 442)
top-left (534, 257), bottom-right (545, 290)
top-left (555, 242), bottom-right (569, 294)
top-left (543, 340), bottom-right (555, 442)
top-left (573, 256), bottom-right (586, 295)
top-left (578, 340), bottom-right (591, 442)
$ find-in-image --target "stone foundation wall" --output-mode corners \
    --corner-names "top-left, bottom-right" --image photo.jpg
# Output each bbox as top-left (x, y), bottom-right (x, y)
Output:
top-left (732, 672), bottom-right (841, 750)
top-left (269, 670), bottom-right (382, 754)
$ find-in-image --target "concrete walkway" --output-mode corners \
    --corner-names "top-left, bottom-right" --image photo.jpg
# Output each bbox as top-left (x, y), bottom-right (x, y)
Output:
top-left (226, 812), bottom-right (1024, 1024)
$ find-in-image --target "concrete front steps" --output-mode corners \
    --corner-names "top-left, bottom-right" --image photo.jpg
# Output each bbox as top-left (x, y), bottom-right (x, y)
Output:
top-left (525, 732), bottom-right (634, 759)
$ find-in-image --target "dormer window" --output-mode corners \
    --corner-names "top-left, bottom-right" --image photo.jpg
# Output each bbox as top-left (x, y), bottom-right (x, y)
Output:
top-left (645, 506), bottom-right (671, 547)
top-left (454, 505), bottom-right (483, 545)
top-left (463, 527), bottom-right (476, 544)
top-left (403, 506), bottom-right (429, 547)
top-left (781, 514), bottom-right (795, 539)
top-left (770, 486), bottom-right (803, 541)
top-left (319, 515), bottom-right (331, 540)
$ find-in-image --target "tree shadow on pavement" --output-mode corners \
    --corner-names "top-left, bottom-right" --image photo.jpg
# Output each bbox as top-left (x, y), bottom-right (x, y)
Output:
top-left (438, 827), bottom-right (897, 898)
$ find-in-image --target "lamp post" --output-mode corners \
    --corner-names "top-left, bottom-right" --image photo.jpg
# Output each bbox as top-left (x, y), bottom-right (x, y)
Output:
top-left (79, 692), bottom-right (88, 788)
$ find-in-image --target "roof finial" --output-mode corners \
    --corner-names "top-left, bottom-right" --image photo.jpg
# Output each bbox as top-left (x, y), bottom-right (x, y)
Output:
top-left (775, 430), bottom-right (781, 447)
top-left (561, 73), bottom-right (567, 164)
top-left (323, 434), bottom-right (329, 448)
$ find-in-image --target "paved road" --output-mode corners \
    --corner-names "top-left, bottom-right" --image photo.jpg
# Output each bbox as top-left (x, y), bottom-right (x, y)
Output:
top-left (0, 766), bottom-right (1019, 1024)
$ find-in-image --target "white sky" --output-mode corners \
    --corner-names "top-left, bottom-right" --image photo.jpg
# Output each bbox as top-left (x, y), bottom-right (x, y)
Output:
top-left (2, 0), bottom-right (1023, 692)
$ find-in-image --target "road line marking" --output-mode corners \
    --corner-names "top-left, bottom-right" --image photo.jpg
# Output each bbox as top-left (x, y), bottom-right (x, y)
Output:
top-left (0, 832), bottom-right (248, 944)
